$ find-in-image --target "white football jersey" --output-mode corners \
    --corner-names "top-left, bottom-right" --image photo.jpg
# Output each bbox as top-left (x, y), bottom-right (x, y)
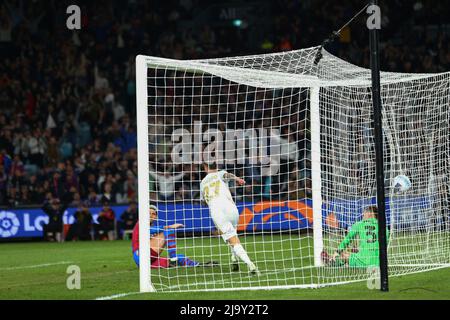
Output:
top-left (200, 170), bottom-right (234, 205)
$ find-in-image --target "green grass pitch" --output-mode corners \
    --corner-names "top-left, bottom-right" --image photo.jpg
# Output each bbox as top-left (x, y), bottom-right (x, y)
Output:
top-left (0, 235), bottom-right (449, 300)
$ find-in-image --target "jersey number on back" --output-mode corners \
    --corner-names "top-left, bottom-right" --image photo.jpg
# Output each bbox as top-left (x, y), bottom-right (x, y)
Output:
top-left (203, 181), bottom-right (221, 203)
top-left (364, 225), bottom-right (377, 243)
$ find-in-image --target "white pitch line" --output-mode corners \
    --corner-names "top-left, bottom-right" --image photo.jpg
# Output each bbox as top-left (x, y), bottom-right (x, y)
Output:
top-left (164, 265), bottom-right (316, 290)
top-left (95, 291), bottom-right (141, 300)
top-left (94, 266), bottom-right (301, 299)
top-left (0, 261), bottom-right (74, 271)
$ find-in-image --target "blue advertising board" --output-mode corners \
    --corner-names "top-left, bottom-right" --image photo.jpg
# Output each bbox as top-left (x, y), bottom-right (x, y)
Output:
top-left (0, 196), bottom-right (437, 240)
top-left (0, 206), bottom-right (128, 239)
top-left (154, 200), bottom-right (313, 233)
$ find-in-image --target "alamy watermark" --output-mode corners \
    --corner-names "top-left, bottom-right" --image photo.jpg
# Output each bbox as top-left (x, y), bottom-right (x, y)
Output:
top-left (366, 266), bottom-right (381, 290)
top-left (366, 5), bottom-right (381, 30)
top-left (66, 5), bottom-right (81, 30)
top-left (171, 121), bottom-right (282, 175)
top-left (66, 265), bottom-right (81, 290)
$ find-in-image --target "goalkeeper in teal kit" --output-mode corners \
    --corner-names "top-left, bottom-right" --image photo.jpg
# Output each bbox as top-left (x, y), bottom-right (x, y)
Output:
top-left (322, 206), bottom-right (389, 267)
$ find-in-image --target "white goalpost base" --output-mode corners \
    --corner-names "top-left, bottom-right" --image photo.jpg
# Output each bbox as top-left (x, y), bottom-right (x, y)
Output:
top-left (135, 48), bottom-right (450, 293)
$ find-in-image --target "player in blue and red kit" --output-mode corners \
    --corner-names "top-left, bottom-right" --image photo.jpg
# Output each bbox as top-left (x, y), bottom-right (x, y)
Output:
top-left (132, 205), bottom-right (218, 268)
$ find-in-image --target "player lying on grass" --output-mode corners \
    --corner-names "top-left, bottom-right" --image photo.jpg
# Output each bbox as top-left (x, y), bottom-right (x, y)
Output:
top-left (322, 205), bottom-right (389, 268)
top-left (132, 205), bottom-right (218, 268)
top-left (201, 162), bottom-right (260, 275)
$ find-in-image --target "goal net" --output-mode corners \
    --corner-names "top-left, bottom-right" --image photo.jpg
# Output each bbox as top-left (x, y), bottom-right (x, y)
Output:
top-left (136, 47), bottom-right (450, 292)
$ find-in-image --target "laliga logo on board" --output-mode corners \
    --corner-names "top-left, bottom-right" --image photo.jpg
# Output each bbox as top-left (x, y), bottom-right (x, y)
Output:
top-left (0, 211), bottom-right (20, 238)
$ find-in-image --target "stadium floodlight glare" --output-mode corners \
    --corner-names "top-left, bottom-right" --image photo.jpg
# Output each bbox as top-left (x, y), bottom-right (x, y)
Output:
top-left (135, 48), bottom-right (450, 293)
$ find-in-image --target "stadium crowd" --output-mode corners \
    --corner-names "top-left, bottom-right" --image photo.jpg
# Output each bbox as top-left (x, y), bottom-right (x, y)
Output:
top-left (1, 0), bottom-right (450, 212)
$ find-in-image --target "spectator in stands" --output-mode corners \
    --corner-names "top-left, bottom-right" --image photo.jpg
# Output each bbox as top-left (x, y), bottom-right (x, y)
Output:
top-left (118, 171), bottom-right (137, 203)
top-left (9, 155), bottom-right (24, 176)
top-left (95, 200), bottom-right (116, 240)
top-left (0, 149), bottom-right (12, 175)
top-left (0, 163), bottom-right (7, 205)
top-left (28, 174), bottom-right (45, 204)
top-left (69, 190), bottom-right (82, 207)
top-left (87, 189), bottom-right (101, 206)
top-left (19, 184), bottom-right (33, 205)
top-left (66, 201), bottom-right (93, 241)
top-left (278, 127), bottom-right (299, 186)
top-left (288, 179), bottom-right (306, 200)
top-left (149, 166), bottom-right (185, 201)
top-left (242, 183), bottom-right (257, 203)
top-left (120, 200), bottom-right (138, 236)
top-left (0, 0), bottom-right (448, 209)
top-left (64, 166), bottom-right (79, 194)
top-left (50, 170), bottom-right (65, 200)
top-left (46, 137), bottom-right (60, 168)
top-left (27, 127), bottom-right (46, 167)
top-left (8, 168), bottom-right (25, 206)
top-left (42, 198), bottom-right (67, 242)
top-left (100, 181), bottom-right (116, 203)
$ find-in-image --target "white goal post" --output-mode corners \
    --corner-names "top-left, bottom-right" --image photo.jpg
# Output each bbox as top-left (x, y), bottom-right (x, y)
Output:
top-left (136, 55), bottom-right (154, 292)
top-left (136, 48), bottom-right (450, 293)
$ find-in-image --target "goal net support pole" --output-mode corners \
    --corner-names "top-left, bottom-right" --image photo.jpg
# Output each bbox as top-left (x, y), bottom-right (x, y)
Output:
top-left (368, 0), bottom-right (389, 292)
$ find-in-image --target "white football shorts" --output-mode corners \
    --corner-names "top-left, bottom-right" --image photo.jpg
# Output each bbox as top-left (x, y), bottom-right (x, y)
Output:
top-left (209, 199), bottom-right (239, 242)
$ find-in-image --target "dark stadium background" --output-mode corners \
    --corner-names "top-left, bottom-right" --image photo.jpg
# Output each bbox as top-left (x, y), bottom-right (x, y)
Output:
top-left (0, 0), bottom-right (449, 240)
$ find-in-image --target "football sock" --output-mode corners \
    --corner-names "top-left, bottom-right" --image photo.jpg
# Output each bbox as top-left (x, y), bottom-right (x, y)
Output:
top-left (230, 245), bottom-right (238, 262)
top-left (163, 229), bottom-right (177, 260)
top-left (232, 244), bottom-right (253, 267)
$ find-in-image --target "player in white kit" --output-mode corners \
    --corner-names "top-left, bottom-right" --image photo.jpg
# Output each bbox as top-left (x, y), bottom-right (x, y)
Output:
top-left (200, 163), bottom-right (260, 275)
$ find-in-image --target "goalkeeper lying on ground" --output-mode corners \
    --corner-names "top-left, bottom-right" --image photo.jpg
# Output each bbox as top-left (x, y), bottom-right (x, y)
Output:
top-left (322, 205), bottom-right (389, 267)
top-left (132, 205), bottom-right (218, 268)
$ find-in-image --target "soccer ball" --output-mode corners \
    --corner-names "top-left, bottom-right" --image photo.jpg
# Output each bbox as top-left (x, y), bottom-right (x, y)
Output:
top-left (393, 175), bottom-right (411, 193)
